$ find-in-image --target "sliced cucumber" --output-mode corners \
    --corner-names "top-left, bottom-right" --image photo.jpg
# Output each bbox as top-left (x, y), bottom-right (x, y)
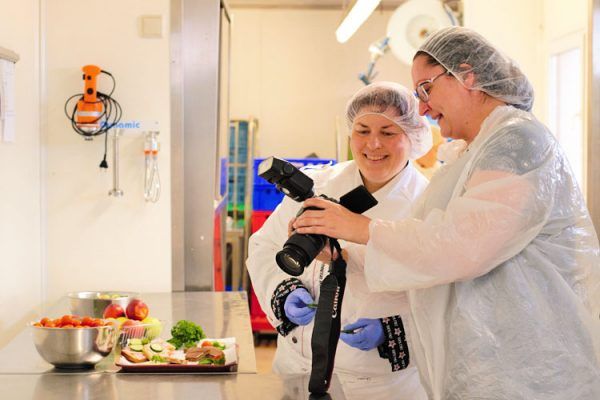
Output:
top-left (141, 338), bottom-right (150, 345)
top-left (150, 343), bottom-right (163, 353)
top-left (212, 341), bottom-right (226, 350)
top-left (128, 338), bottom-right (142, 346)
top-left (130, 343), bottom-right (143, 352)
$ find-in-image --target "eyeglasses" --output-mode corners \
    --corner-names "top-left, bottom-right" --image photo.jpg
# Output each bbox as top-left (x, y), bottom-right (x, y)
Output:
top-left (414, 70), bottom-right (450, 103)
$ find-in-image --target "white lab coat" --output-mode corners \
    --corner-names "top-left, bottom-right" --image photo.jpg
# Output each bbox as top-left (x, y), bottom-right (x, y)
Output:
top-left (247, 160), bottom-right (428, 400)
top-left (365, 106), bottom-right (600, 400)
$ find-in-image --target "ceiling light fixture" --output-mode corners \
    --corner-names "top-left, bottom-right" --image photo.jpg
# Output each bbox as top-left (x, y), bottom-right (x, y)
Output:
top-left (335, 0), bottom-right (382, 43)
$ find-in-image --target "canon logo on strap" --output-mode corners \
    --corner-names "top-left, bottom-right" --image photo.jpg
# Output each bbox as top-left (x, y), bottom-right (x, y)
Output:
top-left (331, 287), bottom-right (340, 318)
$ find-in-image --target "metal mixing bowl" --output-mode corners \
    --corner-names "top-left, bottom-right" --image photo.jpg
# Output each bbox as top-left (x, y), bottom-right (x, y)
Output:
top-left (31, 324), bottom-right (117, 369)
top-left (68, 291), bottom-right (139, 318)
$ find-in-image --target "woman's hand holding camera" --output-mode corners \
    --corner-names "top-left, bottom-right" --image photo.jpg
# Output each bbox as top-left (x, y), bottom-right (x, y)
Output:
top-left (292, 197), bottom-right (371, 244)
top-left (288, 215), bottom-right (348, 264)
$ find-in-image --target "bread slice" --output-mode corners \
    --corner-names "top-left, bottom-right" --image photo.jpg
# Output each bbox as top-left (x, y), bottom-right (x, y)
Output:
top-left (121, 348), bottom-right (148, 363)
top-left (143, 342), bottom-right (170, 360)
top-left (165, 349), bottom-right (186, 364)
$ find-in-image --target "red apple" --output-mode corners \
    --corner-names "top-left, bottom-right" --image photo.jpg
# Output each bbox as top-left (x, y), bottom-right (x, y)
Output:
top-left (103, 303), bottom-right (125, 319)
top-left (126, 299), bottom-right (149, 321)
top-left (121, 319), bottom-right (144, 338)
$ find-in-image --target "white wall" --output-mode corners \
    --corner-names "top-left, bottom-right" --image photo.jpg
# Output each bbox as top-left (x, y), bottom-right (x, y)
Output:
top-left (464, 0), bottom-right (587, 191)
top-left (462, 0), bottom-right (587, 126)
top-left (545, 0), bottom-right (588, 40)
top-left (230, 4), bottom-right (551, 160)
top-left (463, 0), bottom-right (545, 118)
top-left (45, 0), bottom-right (172, 301)
top-left (231, 2), bottom-right (588, 160)
top-left (230, 9), bottom-right (411, 160)
top-left (543, 0), bottom-right (588, 190)
top-left (0, 0), bottom-right (42, 347)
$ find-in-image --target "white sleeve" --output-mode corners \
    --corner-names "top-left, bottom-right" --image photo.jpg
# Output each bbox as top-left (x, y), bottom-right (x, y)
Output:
top-left (342, 243), bottom-right (412, 320)
top-left (365, 127), bottom-right (554, 292)
top-left (246, 197), bottom-right (303, 326)
top-left (342, 243), bottom-right (365, 274)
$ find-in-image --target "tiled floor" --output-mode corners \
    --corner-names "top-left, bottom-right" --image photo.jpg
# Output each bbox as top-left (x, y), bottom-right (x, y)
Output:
top-left (254, 335), bottom-right (277, 374)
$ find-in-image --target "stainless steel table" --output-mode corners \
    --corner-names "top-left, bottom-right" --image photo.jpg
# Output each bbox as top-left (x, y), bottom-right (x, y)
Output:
top-left (0, 291), bottom-right (346, 399)
top-left (0, 372), bottom-right (346, 399)
top-left (0, 292), bottom-right (256, 374)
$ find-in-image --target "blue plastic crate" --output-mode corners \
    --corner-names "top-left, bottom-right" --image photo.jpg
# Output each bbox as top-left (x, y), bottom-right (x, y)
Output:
top-left (229, 142), bottom-right (248, 163)
top-left (227, 189), bottom-right (245, 207)
top-left (229, 148), bottom-right (248, 164)
top-left (236, 122), bottom-right (249, 146)
top-left (229, 122), bottom-right (249, 158)
top-left (236, 190), bottom-right (244, 204)
top-left (253, 184), bottom-right (285, 211)
top-left (229, 167), bottom-right (246, 181)
top-left (228, 177), bottom-right (246, 190)
top-left (219, 157), bottom-right (228, 197)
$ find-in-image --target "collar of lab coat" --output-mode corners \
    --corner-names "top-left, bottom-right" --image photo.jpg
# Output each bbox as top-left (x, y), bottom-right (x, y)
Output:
top-left (353, 161), bottom-right (418, 204)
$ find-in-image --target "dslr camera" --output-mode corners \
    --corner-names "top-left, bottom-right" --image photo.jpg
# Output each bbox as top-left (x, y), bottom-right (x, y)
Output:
top-left (258, 157), bottom-right (378, 276)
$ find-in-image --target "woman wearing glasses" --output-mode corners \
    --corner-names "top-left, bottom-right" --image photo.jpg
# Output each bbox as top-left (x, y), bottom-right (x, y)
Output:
top-left (293, 27), bottom-right (600, 399)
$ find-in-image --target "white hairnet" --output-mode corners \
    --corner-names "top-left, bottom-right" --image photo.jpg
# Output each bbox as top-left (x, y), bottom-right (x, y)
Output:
top-left (346, 81), bottom-right (432, 159)
top-left (418, 26), bottom-right (534, 112)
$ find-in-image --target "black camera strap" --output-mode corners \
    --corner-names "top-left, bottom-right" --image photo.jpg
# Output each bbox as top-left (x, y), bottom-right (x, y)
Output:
top-left (308, 239), bottom-right (347, 395)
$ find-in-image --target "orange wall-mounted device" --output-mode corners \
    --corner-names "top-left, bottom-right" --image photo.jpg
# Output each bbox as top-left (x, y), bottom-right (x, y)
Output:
top-left (76, 65), bottom-right (104, 131)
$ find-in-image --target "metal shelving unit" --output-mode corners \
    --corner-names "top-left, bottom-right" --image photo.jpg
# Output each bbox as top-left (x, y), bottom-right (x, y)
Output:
top-left (226, 118), bottom-right (257, 291)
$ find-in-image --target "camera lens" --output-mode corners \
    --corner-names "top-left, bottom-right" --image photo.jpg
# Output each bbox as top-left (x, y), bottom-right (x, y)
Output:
top-left (276, 233), bottom-right (327, 276)
top-left (276, 249), bottom-right (306, 276)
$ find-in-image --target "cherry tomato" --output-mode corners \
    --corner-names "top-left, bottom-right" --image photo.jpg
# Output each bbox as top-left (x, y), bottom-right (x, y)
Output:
top-left (60, 315), bottom-right (73, 326)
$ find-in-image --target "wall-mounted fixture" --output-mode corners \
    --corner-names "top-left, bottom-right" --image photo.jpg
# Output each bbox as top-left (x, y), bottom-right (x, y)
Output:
top-left (335, 0), bottom-right (381, 43)
top-left (0, 46), bottom-right (18, 143)
top-left (387, 0), bottom-right (458, 65)
top-left (0, 46), bottom-right (19, 63)
top-left (64, 65), bottom-right (123, 168)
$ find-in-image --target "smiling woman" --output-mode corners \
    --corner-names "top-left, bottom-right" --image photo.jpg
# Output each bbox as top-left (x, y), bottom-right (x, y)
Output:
top-left (246, 81), bottom-right (432, 399)
top-left (350, 113), bottom-right (412, 193)
top-left (346, 81), bottom-right (432, 194)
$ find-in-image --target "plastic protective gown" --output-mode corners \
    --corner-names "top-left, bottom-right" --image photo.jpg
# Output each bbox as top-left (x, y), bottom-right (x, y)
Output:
top-left (247, 160), bottom-right (428, 400)
top-left (364, 105), bottom-right (600, 400)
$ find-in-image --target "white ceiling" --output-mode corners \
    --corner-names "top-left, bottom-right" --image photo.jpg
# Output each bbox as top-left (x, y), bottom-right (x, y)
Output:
top-left (227, 0), bottom-right (407, 10)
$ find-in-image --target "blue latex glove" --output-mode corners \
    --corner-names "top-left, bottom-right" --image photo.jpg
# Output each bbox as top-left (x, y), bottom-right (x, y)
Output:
top-left (284, 288), bottom-right (316, 326)
top-left (340, 318), bottom-right (385, 351)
